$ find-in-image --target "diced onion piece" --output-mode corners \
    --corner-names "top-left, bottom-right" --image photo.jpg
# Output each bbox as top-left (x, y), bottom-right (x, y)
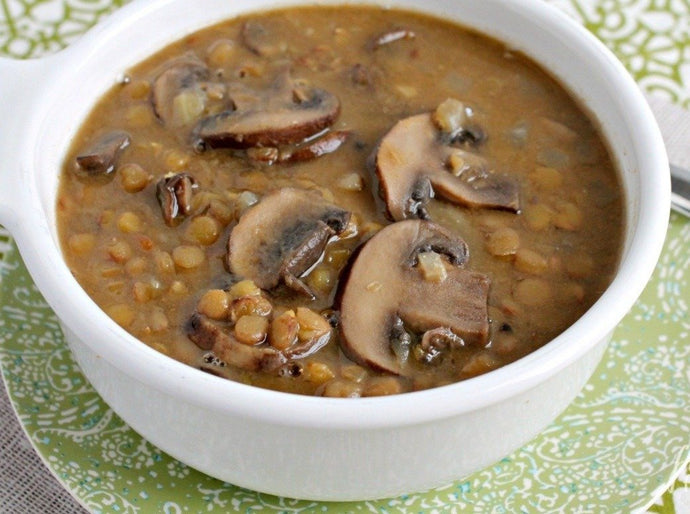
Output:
top-left (172, 90), bottom-right (206, 126)
top-left (337, 172), bottom-right (364, 191)
top-left (417, 251), bottom-right (448, 283)
top-left (433, 98), bottom-right (467, 133)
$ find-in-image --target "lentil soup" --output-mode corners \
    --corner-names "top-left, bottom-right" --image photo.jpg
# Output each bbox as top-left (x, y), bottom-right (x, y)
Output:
top-left (57, 6), bottom-right (624, 397)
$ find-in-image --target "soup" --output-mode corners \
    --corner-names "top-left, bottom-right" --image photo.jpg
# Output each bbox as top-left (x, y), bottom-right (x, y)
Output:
top-left (56, 6), bottom-right (624, 396)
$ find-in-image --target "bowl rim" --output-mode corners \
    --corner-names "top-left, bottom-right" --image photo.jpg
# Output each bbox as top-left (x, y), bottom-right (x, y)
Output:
top-left (6, 0), bottom-right (670, 430)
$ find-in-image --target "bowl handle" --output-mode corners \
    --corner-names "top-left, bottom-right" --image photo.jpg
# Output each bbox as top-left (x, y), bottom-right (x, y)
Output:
top-left (0, 57), bottom-right (46, 231)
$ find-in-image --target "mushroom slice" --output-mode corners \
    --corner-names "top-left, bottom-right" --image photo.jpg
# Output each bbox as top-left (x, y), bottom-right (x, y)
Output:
top-left (75, 130), bottom-right (131, 176)
top-left (195, 71), bottom-right (340, 149)
top-left (156, 173), bottom-right (198, 226)
top-left (188, 313), bottom-right (287, 372)
top-left (188, 313), bottom-right (332, 373)
top-left (338, 219), bottom-right (490, 376)
top-left (226, 188), bottom-right (351, 297)
top-left (246, 130), bottom-right (350, 165)
top-left (374, 113), bottom-right (519, 221)
top-left (241, 20), bottom-right (287, 57)
top-left (151, 58), bottom-right (214, 127)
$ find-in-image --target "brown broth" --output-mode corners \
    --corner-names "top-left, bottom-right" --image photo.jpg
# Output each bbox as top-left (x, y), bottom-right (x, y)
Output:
top-left (56, 6), bottom-right (624, 396)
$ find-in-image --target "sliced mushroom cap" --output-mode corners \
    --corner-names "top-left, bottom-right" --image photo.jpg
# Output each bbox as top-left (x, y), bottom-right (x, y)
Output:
top-left (227, 188), bottom-right (351, 296)
top-left (187, 311), bottom-right (331, 373)
top-left (374, 113), bottom-right (519, 221)
top-left (75, 130), bottom-right (131, 176)
top-left (151, 58), bottom-right (215, 127)
top-left (195, 71), bottom-right (340, 149)
top-left (338, 219), bottom-right (490, 376)
top-left (188, 313), bottom-right (287, 372)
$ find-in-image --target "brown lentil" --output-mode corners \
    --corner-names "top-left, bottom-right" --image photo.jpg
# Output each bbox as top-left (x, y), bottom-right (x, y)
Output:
top-left (186, 215), bottom-right (221, 245)
top-left (269, 310), bottom-right (299, 350)
top-left (197, 289), bottom-right (230, 320)
top-left (461, 352), bottom-right (499, 377)
top-left (229, 295), bottom-right (273, 322)
top-left (303, 361), bottom-right (336, 384)
top-left (172, 245), bottom-right (205, 269)
top-left (67, 233), bottom-right (96, 255)
top-left (513, 278), bottom-right (553, 306)
top-left (321, 379), bottom-right (362, 398)
top-left (117, 212), bottom-right (143, 233)
top-left (362, 376), bottom-right (405, 396)
top-left (486, 227), bottom-right (520, 257)
top-left (514, 248), bottom-right (549, 275)
top-left (228, 280), bottom-right (261, 299)
top-left (207, 39), bottom-right (236, 67)
top-left (234, 315), bottom-right (269, 345)
top-left (296, 307), bottom-right (331, 342)
top-left (107, 240), bottom-right (133, 263)
top-left (119, 163), bottom-right (151, 193)
top-left (106, 303), bottom-right (136, 328)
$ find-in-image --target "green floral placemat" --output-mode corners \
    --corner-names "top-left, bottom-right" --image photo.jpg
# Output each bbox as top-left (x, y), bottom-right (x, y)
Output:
top-left (1, 1), bottom-right (689, 512)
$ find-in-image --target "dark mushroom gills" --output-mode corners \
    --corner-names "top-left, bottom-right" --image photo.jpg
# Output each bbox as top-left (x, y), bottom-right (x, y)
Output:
top-left (226, 188), bottom-right (351, 298)
top-left (338, 219), bottom-right (490, 376)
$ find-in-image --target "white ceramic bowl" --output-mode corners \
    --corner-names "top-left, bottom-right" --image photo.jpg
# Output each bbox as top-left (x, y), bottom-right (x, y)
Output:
top-left (0, 0), bottom-right (670, 501)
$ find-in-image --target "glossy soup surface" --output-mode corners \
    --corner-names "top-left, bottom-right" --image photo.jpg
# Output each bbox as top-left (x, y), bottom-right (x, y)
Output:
top-left (57, 6), bottom-right (624, 396)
